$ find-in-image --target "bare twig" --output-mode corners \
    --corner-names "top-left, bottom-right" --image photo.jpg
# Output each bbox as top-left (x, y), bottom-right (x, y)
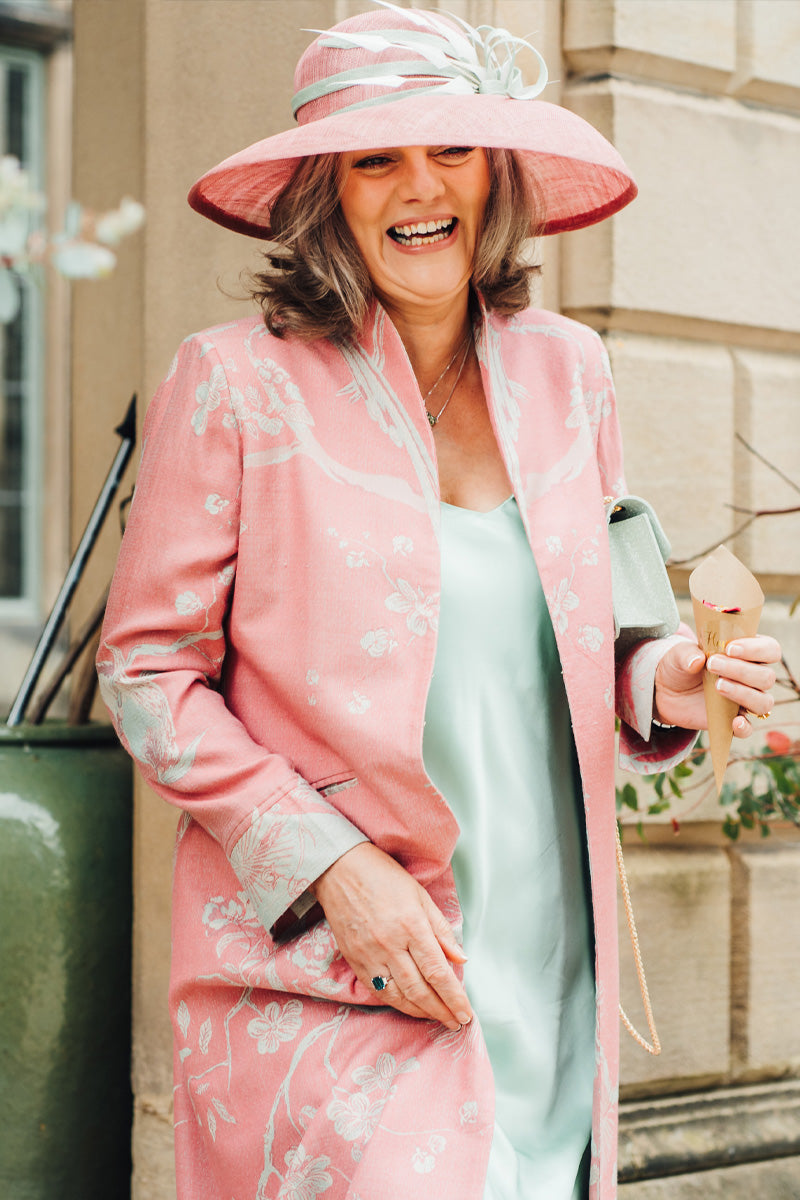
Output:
top-left (669, 435), bottom-right (800, 567)
top-left (726, 504), bottom-right (800, 518)
top-left (735, 433), bottom-right (800, 497)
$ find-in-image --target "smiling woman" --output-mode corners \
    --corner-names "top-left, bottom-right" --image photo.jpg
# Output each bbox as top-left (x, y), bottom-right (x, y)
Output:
top-left (99, 6), bottom-right (782, 1200)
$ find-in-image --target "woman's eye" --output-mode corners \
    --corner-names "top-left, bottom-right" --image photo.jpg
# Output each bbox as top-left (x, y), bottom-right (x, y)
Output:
top-left (436, 146), bottom-right (475, 161)
top-left (353, 154), bottom-right (394, 171)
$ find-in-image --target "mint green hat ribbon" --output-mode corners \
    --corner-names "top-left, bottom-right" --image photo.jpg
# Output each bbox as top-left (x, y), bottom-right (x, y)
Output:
top-left (292, 10), bottom-right (548, 119)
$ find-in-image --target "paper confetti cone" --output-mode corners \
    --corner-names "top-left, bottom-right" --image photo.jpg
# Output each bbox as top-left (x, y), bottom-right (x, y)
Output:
top-left (689, 546), bottom-right (764, 794)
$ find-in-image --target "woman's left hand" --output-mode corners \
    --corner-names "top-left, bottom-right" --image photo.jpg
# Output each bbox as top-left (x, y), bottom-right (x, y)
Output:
top-left (654, 635), bottom-right (781, 737)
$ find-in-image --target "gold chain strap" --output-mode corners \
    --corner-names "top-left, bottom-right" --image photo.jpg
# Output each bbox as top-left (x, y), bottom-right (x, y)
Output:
top-left (616, 823), bottom-right (662, 1056)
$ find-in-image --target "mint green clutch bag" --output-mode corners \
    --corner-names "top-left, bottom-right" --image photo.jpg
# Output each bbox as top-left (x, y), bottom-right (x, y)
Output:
top-left (606, 495), bottom-right (680, 652)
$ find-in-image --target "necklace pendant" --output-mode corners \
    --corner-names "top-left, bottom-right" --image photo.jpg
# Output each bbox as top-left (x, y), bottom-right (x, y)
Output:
top-left (427, 411), bottom-right (437, 427)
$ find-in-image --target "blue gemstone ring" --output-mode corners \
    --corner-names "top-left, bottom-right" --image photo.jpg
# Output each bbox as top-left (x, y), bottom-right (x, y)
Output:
top-left (371, 974), bottom-right (391, 992)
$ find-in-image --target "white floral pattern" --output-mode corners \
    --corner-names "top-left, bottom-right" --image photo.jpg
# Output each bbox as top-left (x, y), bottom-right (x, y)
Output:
top-left (277, 1146), bottom-right (333, 1200)
top-left (384, 578), bottom-right (439, 635)
top-left (247, 999), bottom-right (303, 1054)
top-left (360, 628), bottom-right (397, 657)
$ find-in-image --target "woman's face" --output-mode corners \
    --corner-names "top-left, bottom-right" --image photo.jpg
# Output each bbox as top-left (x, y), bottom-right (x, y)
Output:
top-left (338, 145), bottom-right (491, 320)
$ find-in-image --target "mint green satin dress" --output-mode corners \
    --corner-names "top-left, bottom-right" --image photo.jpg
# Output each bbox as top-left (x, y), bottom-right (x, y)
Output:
top-left (423, 499), bottom-right (595, 1200)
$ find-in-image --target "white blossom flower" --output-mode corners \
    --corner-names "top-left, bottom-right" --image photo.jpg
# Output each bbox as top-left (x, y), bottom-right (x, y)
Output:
top-left (175, 591), bottom-right (203, 616)
top-left (385, 578), bottom-right (438, 635)
top-left (548, 577), bottom-right (579, 633)
top-left (392, 535), bottom-right (413, 556)
top-left (247, 999), bottom-right (303, 1054)
top-left (459, 1100), bottom-right (478, 1124)
top-left (351, 1052), bottom-right (418, 1094)
top-left (578, 625), bottom-right (604, 652)
top-left (360, 628), bottom-right (397, 657)
top-left (278, 1146), bottom-right (333, 1200)
top-left (205, 493), bottom-right (230, 514)
top-left (327, 1091), bottom-right (385, 1142)
top-left (347, 691), bottom-right (371, 715)
top-left (412, 1147), bottom-right (436, 1174)
top-left (545, 535), bottom-right (563, 556)
top-left (51, 240), bottom-right (117, 279)
top-left (291, 923), bottom-right (338, 977)
top-left (306, 669), bottom-right (319, 686)
top-left (94, 197), bottom-right (145, 245)
top-left (192, 365), bottom-right (227, 435)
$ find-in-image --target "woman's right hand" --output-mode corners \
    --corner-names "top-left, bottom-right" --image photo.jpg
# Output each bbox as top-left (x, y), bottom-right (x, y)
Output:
top-left (309, 842), bottom-right (473, 1032)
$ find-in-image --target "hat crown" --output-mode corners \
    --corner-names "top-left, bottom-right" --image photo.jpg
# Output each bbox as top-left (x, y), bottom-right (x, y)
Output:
top-left (293, 8), bottom-right (455, 126)
top-left (292, 6), bottom-right (547, 125)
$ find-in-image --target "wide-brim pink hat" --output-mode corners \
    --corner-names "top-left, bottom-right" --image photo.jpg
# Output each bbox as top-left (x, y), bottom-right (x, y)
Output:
top-left (188, 3), bottom-right (637, 240)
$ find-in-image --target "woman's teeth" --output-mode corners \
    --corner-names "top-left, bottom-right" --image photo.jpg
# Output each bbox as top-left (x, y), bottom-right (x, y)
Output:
top-left (388, 218), bottom-right (455, 246)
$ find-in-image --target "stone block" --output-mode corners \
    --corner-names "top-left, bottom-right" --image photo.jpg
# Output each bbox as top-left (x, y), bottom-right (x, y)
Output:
top-left (564, 0), bottom-right (737, 90)
top-left (618, 1155), bottom-right (800, 1199)
top-left (732, 843), bottom-right (800, 1073)
top-left (604, 332), bottom-right (735, 563)
top-left (618, 847), bottom-right (730, 1088)
top-left (731, 348), bottom-right (800, 576)
top-left (562, 80), bottom-right (800, 334)
top-left (133, 1094), bottom-right (176, 1200)
top-left (732, 0), bottom-right (800, 108)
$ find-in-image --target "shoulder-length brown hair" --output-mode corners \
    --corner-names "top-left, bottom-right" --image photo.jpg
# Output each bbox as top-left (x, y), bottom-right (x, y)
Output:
top-left (249, 148), bottom-right (543, 342)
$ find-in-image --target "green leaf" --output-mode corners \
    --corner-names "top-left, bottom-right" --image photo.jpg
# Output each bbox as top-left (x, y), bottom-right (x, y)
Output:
top-left (722, 815), bottom-right (740, 841)
top-left (621, 782), bottom-right (639, 812)
top-left (668, 775), bottom-right (683, 799)
top-left (674, 762), bottom-right (693, 779)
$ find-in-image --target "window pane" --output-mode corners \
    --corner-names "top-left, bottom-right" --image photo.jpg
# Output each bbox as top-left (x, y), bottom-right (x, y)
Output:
top-left (7, 65), bottom-right (27, 161)
top-left (0, 307), bottom-right (25, 597)
top-left (0, 49), bottom-right (43, 608)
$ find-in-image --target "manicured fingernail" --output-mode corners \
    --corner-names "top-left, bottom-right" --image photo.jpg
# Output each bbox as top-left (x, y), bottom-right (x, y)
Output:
top-left (716, 678), bottom-right (730, 694)
top-left (707, 655), bottom-right (724, 673)
top-left (689, 654), bottom-right (704, 669)
top-left (726, 642), bottom-right (743, 657)
top-left (457, 1011), bottom-right (472, 1025)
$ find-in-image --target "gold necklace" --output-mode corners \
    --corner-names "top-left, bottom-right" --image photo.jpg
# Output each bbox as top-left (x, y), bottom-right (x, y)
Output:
top-left (425, 334), bottom-right (472, 427)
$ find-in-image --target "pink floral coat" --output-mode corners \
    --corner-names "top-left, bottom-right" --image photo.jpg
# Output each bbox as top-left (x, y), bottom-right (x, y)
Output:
top-left (98, 301), bottom-right (692, 1200)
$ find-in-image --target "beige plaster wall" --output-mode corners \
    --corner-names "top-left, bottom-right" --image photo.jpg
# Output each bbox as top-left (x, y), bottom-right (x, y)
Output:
top-left (69, 1), bottom-right (800, 1196)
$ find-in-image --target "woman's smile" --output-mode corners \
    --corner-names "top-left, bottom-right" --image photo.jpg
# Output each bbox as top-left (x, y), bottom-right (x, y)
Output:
top-left (339, 145), bottom-right (491, 316)
top-left (386, 215), bottom-right (457, 249)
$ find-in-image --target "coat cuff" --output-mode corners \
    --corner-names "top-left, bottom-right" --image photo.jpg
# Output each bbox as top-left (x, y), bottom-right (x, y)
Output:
top-left (227, 779), bottom-right (368, 934)
top-left (617, 629), bottom-right (699, 775)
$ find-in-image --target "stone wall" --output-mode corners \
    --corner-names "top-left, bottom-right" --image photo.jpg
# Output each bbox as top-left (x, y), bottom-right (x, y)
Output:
top-left (69, 1), bottom-right (800, 1196)
top-left (560, 1), bottom-right (800, 1194)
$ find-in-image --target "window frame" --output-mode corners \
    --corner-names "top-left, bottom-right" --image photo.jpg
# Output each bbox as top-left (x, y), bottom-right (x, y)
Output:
top-left (0, 43), bottom-right (46, 620)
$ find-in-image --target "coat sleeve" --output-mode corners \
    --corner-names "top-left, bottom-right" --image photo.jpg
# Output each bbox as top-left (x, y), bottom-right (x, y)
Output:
top-left (97, 333), bottom-right (367, 934)
top-left (591, 331), bottom-right (699, 773)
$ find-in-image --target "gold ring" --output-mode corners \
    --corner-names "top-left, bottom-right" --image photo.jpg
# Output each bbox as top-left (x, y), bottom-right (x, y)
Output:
top-left (756, 712), bottom-right (771, 721)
